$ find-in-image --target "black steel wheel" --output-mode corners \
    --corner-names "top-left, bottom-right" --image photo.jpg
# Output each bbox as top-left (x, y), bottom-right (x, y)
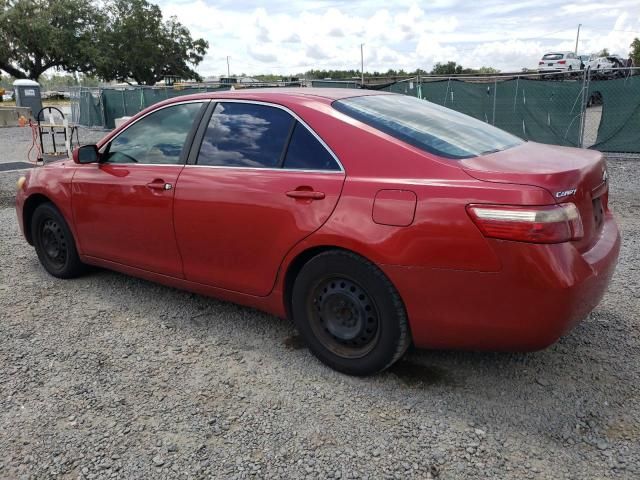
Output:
top-left (31, 203), bottom-right (86, 278)
top-left (292, 250), bottom-right (411, 376)
top-left (40, 218), bottom-right (67, 269)
top-left (309, 276), bottom-right (381, 359)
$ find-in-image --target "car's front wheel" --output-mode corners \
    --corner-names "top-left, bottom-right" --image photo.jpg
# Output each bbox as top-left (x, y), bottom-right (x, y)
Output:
top-left (31, 203), bottom-right (86, 278)
top-left (291, 250), bottom-right (411, 376)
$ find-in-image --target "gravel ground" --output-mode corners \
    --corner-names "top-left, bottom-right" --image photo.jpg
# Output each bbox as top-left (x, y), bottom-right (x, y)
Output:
top-left (0, 155), bottom-right (638, 479)
top-left (0, 126), bottom-right (106, 165)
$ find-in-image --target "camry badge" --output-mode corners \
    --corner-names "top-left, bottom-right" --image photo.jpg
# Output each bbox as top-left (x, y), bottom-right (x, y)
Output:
top-left (555, 188), bottom-right (577, 198)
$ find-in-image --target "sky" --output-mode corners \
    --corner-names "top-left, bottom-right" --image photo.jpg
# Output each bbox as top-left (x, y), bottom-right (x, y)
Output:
top-left (155, 0), bottom-right (640, 77)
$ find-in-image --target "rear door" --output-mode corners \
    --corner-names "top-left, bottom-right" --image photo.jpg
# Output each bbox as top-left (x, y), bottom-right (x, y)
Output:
top-left (173, 100), bottom-right (345, 296)
top-left (72, 101), bottom-right (207, 277)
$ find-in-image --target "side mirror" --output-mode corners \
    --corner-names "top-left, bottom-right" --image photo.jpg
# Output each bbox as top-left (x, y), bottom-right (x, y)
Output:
top-left (73, 144), bottom-right (100, 164)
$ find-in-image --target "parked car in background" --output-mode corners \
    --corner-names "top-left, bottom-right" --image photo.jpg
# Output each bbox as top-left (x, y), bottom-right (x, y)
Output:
top-left (15, 89), bottom-right (620, 376)
top-left (538, 51), bottom-right (582, 75)
top-left (587, 55), bottom-right (631, 78)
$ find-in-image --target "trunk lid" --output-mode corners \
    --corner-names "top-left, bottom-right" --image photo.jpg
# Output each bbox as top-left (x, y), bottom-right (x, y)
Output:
top-left (461, 142), bottom-right (608, 252)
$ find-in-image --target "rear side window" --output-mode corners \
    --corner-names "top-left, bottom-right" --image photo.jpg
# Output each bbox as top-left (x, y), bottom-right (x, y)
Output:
top-left (542, 53), bottom-right (564, 60)
top-left (283, 122), bottom-right (340, 171)
top-left (198, 102), bottom-right (294, 168)
top-left (333, 94), bottom-right (522, 159)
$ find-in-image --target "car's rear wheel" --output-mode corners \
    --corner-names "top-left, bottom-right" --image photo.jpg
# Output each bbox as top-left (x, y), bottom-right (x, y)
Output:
top-left (291, 250), bottom-right (410, 376)
top-left (31, 203), bottom-right (86, 278)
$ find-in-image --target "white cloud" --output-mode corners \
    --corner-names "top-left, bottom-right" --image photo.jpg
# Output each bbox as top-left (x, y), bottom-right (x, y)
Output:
top-left (154, 0), bottom-right (640, 75)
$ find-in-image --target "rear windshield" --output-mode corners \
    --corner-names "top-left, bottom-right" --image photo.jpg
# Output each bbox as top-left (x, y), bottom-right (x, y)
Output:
top-left (333, 94), bottom-right (523, 159)
top-left (542, 53), bottom-right (564, 60)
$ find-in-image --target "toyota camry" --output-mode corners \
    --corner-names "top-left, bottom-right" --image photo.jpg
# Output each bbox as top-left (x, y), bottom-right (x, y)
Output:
top-left (15, 89), bottom-right (620, 375)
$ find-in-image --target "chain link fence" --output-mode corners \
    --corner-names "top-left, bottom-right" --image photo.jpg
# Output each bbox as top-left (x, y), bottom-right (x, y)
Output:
top-left (70, 71), bottom-right (640, 153)
top-left (377, 68), bottom-right (640, 153)
top-left (70, 84), bottom-right (233, 129)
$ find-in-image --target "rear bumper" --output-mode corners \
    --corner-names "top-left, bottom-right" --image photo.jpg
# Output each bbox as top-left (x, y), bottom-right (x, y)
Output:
top-left (538, 68), bottom-right (565, 73)
top-left (382, 213), bottom-right (621, 351)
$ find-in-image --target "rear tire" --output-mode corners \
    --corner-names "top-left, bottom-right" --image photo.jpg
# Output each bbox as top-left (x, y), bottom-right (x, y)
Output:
top-left (31, 203), bottom-right (86, 279)
top-left (291, 250), bottom-right (411, 376)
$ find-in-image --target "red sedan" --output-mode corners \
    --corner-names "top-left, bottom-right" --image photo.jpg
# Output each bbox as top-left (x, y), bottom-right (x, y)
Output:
top-left (15, 89), bottom-right (620, 375)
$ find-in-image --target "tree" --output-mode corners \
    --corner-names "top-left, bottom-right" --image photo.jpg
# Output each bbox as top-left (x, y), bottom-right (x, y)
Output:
top-left (630, 38), bottom-right (640, 66)
top-left (92, 0), bottom-right (208, 85)
top-left (431, 62), bottom-right (466, 75)
top-left (476, 66), bottom-right (501, 74)
top-left (429, 62), bottom-right (498, 75)
top-left (596, 48), bottom-right (610, 57)
top-left (0, 0), bottom-right (97, 80)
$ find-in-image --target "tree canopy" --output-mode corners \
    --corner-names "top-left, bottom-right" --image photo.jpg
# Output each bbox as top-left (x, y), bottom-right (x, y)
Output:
top-left (0, 0), bottom-right (208, 84)
top-left (630, 38), bottom-right (640, 66)
top-left (430, 62), bottom-right (499, 75)
top-left (0, 0), bottom-right (97, 80)
top-left (92, 0), bottom-right (208, 85)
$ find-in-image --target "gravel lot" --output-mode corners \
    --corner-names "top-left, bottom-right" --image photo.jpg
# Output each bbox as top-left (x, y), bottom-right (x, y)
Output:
top-left (0, 125), bottom-right (105, 166)
top-left (0, 147), bottom-right (638, 479)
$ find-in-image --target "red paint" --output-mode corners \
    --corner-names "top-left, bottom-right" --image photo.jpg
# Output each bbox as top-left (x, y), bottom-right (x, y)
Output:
top-left (15, 88), bottom-right (621, 352)
top-left (71, 163), bottom-right (185, 277)
top-left (173, 167), bottom-right (344, 296)
top-left (372, 189), bottom-right (417, 227)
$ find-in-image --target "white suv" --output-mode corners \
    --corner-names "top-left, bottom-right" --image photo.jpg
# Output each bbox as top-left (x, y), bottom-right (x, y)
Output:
top-left (538, 52), bottom-right (582, 74)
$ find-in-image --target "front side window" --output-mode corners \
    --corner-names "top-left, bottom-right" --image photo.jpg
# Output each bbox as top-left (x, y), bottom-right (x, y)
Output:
top-left (197, 102), bottom-right (294, 168)
top-left (104, 102), bottom-right (203, 164)
top-left (333, 94), bottom-right (523, 159)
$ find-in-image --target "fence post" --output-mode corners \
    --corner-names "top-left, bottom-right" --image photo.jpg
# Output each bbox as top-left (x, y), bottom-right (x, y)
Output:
top-left (492, 79), bottom-right (497, 125)
top-left (578, 68), bottom-right (589, 148)
top-left (121, 90), bottom-right (127, 117)
top-left (444, 77), bottom-right (451, 105)
top-left (99, 89), bottom-right (106, 129)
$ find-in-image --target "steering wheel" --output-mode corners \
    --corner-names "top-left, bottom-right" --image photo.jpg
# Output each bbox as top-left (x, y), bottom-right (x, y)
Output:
top-left (105, 151), bottom-right (138, 164)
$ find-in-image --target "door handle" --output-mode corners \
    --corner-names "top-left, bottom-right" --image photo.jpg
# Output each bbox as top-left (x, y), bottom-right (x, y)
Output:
top-left (146, 180), bottom-right (173, 191)
top-left (286, 190), bottom-right (325, 200)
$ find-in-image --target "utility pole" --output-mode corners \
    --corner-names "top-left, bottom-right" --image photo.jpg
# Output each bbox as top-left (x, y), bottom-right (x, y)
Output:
top-left (575, 24), bottom-right (581, 54)
top-left (226, 56), bottom-right (231, 78)
top-left (360, 43), bottom-right (364, 87)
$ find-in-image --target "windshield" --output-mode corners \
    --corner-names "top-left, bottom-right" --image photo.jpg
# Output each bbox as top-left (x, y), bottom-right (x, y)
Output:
top-left (333, 94), bottom-right (523, 159)
top-left (542, 53), bottom-right (564, 60)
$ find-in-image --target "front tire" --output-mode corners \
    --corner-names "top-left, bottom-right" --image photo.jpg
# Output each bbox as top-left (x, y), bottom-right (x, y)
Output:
top-left (31, 203), bottom-right (86, 278)
top-left (291, 250), bottom-right (411, 376)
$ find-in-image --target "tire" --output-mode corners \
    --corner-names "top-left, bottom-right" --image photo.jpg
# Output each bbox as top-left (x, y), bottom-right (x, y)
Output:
top-left (291, 250), bottom-right (411, 376)
top-left (31, 203), bottom-right (86, 279)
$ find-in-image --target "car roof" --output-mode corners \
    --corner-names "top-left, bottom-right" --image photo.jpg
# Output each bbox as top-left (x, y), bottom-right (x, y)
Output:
top-left (160, 87), bottom-right (390, 106)
top-left (97, 88), bottom-right (393, 148)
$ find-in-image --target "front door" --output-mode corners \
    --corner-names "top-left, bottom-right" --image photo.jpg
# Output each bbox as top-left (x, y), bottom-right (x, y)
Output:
top-left (72, 101), bottom-right (206, 277)
top-left (174, 101), bottom-right (345, 296)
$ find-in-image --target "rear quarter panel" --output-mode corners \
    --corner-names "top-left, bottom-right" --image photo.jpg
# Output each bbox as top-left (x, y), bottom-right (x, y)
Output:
top-left (277, 103), bottom-right (557, 272)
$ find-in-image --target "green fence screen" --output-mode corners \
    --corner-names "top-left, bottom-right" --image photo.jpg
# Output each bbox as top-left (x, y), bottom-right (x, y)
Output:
top-left (588, 75), bottom-right (640, 152)
top-left (72, 85), bottom-right (232, 129)
top-left (384, 78), bottom-right (583, 147)
top-left (72, 74), bottom-right (640, 153)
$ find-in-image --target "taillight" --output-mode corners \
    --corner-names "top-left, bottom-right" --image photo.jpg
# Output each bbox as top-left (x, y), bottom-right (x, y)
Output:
top-left (557, 60), bottom-right (566, 64)
top-left (467, 203), bottom-right (583, 243)
top-left (538, 61), bottom-right (544, 65)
